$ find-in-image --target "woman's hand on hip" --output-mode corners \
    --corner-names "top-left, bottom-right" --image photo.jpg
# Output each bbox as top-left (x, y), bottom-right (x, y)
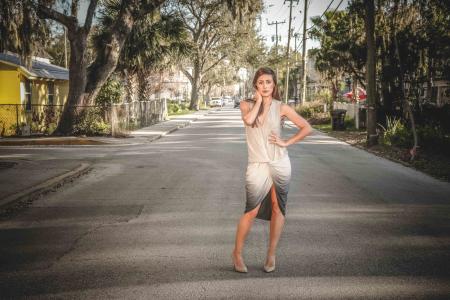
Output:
top-left (269, 131), bottom-right (288, 147)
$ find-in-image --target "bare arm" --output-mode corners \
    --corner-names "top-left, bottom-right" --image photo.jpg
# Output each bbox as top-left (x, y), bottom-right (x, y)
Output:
top-left (269, 104), bottom-right (313, 147)
top-left (240, 92), bottom-right (264, 126)
top-left (240, 101), bottom-right (260, 126)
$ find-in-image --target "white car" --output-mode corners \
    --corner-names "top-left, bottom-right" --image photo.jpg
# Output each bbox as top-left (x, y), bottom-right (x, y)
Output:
top-left (209, 97), bottom-right (223, 107)
top-left (223, 96), bottom-right (233, 105)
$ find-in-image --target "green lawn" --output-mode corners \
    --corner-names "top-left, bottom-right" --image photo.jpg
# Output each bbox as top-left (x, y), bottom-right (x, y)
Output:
top-left (312, 124), bottom-right (332, 132)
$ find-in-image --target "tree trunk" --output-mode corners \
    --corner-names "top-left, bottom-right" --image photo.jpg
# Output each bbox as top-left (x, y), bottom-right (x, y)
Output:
top-left (364, 0), bottom-right (378, 146)
top-left (53, 29), bottom-right (89, 135)
top-left (189, 62), bottom-right (201, 110)
top-left (123, 71), bottom-right (138, 103)
top-left (392, 0), bottom-right (418, 160)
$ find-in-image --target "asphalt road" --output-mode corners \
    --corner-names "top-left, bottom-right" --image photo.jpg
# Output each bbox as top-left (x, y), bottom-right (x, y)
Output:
top-left (0, 106), bottom-right (449, 299)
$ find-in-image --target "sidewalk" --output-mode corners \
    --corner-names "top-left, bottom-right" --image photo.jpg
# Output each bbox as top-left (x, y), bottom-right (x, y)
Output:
top-left (0, 108), bottom-right (215, 209)
top-left (0, 109), bottom-right (213, 147)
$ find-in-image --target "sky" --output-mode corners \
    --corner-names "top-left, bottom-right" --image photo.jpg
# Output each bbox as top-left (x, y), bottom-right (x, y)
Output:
top-left (77, 0), bottom-right (350, 51)
top-left (259, 0), bottom-right (350, 50)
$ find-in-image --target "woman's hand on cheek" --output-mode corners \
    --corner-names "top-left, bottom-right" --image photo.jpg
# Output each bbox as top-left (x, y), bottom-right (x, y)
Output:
top-left (254, 90), bottom-right (262, 103)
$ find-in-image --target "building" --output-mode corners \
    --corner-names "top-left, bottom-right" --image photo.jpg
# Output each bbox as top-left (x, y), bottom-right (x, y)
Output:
top-left (150, 69), bottom-right (192, 101)
top-left (418, 80), bottom-right (450, 107)
top-left (305, 54), bottom-right (328, 100)
top-left (0, 52), bottom-right (69, 136)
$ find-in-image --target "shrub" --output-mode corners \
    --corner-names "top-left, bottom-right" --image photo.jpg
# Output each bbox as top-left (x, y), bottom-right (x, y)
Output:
top-left (416, 124), bottom-right (449, 153)
top-left (307, 113), bottom-right (330, 125)
top-left (168, 102), bottom-right (180, 113)
top-left (378, 116), bottom-right (412, 147)
top-left (95, 76), bottom-right (123, 105)
top-left (296, 101), bottom-right (325, 119)
top-left (73, 107), bottom-right (111, 136)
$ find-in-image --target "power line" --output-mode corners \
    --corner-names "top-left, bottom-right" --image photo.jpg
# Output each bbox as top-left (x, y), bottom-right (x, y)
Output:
top-left (293, 0), bottom-right (328, 52)
top-left (319, 0), bottom-right (336, 19)
top-left (328, 0), bottom-right (345, 19)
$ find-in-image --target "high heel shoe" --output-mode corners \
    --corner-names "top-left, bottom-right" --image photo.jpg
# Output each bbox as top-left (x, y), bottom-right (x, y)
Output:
top-left (263, 256), bottom-right (276, 273)
top-left (232, 253), bottom-right (248, 273)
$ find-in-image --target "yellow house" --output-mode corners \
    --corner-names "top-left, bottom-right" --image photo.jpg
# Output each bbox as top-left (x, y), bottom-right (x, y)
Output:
top-left (0, 52), bottom-right (69, 136)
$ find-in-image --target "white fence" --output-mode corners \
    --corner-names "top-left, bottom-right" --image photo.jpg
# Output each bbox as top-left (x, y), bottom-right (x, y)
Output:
top-left (110, 99), bottom-right (168, 136)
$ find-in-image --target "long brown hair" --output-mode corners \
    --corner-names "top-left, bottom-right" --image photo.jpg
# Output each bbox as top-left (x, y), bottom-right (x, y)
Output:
top-left (245, 67), bottom-right (281, 128)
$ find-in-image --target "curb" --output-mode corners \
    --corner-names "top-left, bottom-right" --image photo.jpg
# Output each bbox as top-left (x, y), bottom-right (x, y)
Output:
top-left (0, 111), bottom-right (211, 148)
top-left (149, 118), bottom-right (199, 141)
top-left (0, 162), bottom-right (92, 209)
top-left (134, 112), bottom-right (209, 143)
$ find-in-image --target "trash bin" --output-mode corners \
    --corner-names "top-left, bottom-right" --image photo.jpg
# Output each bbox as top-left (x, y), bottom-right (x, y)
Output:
top-left (358, 107), bottom-right (367, 129)
top-left (331, 109), bottom-right (347, 130)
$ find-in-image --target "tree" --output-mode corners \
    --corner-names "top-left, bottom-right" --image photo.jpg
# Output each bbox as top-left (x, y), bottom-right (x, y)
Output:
top-left (309, 9), bottom-right (366, 112)
top-left (364, 0), bottom-right (378, 146)
top-left (94, 2), bottom-right (191, 103)
top-left (0, 0), bottom-right (49, 68)
top-left (175, 0), bottom-right (262, 110)
top-left (1, 0), bottom-right (170, 134)
top-left (1, 0), bottom-right (265, 133)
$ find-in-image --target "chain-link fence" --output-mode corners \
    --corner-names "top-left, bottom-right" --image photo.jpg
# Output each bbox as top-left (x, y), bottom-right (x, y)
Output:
top-left (0, 99), bottom-right (167, 137)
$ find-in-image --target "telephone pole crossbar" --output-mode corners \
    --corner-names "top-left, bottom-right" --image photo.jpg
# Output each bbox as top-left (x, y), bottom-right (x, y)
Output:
top-left (267, 19), bottom-right (286, 85)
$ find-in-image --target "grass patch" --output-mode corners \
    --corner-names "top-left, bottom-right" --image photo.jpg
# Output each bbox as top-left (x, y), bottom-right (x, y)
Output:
top-left (312, 123), bottom-right (450, 182)
top-left (312, 123), bottom-right (332, 132)
top-left (168, 109), bottom-right (194, 116)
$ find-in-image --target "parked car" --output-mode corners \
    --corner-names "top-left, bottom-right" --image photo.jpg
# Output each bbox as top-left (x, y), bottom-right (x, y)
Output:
top-left (209, 97), bottom-right (224, 107)
top-left (223, 96), bottom-right (233, 105)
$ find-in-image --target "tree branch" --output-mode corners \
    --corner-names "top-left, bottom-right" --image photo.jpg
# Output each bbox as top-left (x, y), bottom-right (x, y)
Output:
top-left (84, 0), bottom-right (99, 31)
top-left (177, 6), bottom-right (196, 35)
top-left (203, 55), bottom-right (227, 75)
top-left (71, 0), bottom-right (79, 18)
top-left (181, 67), bottom-right (194, 83)
top-left (37, 4), bottom-right (77, 29)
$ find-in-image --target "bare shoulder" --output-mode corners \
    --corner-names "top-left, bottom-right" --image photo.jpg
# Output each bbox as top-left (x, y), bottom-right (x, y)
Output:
top-left (280, 102), bottom-right (296, 117)
top-left (280, 103), bottom-right (312, 129)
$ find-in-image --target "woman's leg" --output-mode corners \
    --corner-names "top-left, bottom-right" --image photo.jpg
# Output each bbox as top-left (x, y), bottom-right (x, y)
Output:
top-left (232, 203), bottom-right (261, 267)
top-left (266, 184), bottom-right (285, 266)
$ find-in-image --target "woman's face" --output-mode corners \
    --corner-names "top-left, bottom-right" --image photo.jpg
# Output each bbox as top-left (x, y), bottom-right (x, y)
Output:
top-left (255, 74), bottom-right (275, 98)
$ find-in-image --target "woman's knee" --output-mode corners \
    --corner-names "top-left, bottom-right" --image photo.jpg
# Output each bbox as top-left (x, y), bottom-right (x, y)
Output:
top-left (270, 187), bottom-right (282, 214)
top-left (271, 201), bottom-right (282, 214)
top-left (245, 204), bottom-right (261, 218)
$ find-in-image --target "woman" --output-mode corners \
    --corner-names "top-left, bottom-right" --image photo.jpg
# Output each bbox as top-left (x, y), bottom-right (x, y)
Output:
top-left (232, 67), bottom-right (313, 273)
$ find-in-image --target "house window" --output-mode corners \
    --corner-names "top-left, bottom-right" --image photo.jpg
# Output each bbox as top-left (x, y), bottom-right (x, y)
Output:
top-left (24, 80), bottom-right (32, 111)
top-left (48, 82), bottom-right (55, 105)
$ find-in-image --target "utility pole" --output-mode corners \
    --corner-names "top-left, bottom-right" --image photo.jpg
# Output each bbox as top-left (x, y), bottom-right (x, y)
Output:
top-left (283, 0), bottom-right (298, 104)
top-left (293, 32), bottom-right (300, 102)
top-left (300, 0), bottom-right (308, 105)
top-left (267, 19), bottom-right (286, 81)
top-left (293, 32), bottom-right (300, 63)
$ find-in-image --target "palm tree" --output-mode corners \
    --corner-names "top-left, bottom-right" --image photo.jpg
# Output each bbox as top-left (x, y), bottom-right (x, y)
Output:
top-left (93, 2), bottom-right (191, 103)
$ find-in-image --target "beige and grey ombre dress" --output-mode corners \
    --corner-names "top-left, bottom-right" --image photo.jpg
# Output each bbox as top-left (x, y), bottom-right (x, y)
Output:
top-left (244, 99), bottom-right (291, 221)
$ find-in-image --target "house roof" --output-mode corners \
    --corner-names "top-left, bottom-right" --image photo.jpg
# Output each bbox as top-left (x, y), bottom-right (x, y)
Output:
top-left (0, 52), bottom-right (69, 81)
